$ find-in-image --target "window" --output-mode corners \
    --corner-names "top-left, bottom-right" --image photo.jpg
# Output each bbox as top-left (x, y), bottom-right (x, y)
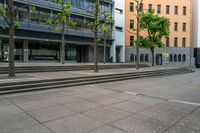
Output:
top-left (174, 54), bottom-right (177, 62)
top-left (169, 54), bottom-right (173, 62)
top-left (166, 38), bottom-right (170, 47)
top-left (145, 54), bottom-right (149, 62)
top-left (166, 5), bottom-right (170, 14)
top-left (157, 4), bottom-right (161, 14)
top-left (182, 54), bottom-right (186, 62)
top-left (183, 23), bottom-right (186, 32)
top-left (139, 3), bottom-right (143, 12)
top-left (182, 38), bottom-right (186, 47)
top-left (148, 4), bottom-right (152, 12)
top-left (130, 54), bottom-right (134, 62)
top-left (174, 37), bottom-right (178, 47)
top-left (130, 20), bottom-right (134, 29)
top-left (115, 8), bottom-right (123, 14)
top-left (140, 54), bottom-right (144, 62)
top-left (115, 26), bottom-right (123, 32)
top-left (183, 6), bottom-right (186, 16)
top-left (174, 22), bottom-right (178, 31)
top-left (130, 3), bottom-right (134, 12)
top-left (178, 54), bottom-right (182, 62)
top-left (174, 6), bottom-right (178, 15)
top-left (130, 36), bottom-right (134, 46)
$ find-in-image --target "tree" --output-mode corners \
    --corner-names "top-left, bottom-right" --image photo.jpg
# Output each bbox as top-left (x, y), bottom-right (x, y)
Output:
top-left (0, 0), bottom-right (19, 77)
top-left (138, 11), bottom-right (170, 66)
top-left (47, 0), bottom-right (76, 64)
top-left (0, 2), bottom-right (35, 77)
top-left (101, 11), bottom-right (112, 64)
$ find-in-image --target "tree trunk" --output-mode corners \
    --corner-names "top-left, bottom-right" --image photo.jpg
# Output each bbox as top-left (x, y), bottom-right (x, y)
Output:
top-left (94, 0), bottom-right (99, 72)
top-left (60, 0), bottom-right (65, 64)
top-left (61, 26), bottom-right (65, 64)
top-left (150, 47), bottom-right (155, 66)
top-left (103, 34), bottom-right (106, 64)
top-left (7, 0), bottom-right (15, 77)
top-left (136, 0), bottom-right (140, 69)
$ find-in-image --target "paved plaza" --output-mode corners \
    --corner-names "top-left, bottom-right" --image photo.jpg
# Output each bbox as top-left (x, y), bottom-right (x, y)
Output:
top-left (0, 69), bottom-right (200, 133)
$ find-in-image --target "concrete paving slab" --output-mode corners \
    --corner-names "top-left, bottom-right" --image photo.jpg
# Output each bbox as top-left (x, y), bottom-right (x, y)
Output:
top-left (0, 112), bottom-right (39, 133)
top-left (44, 114), bottom-right (104, 133)
top-left (83, 106), bottom-right (130, 124)
top-left (87, 95), bottom-right (124, 105)
top-left (49, 95), bottom-right (83, 105)
top-left (27, 105), bottom-right (76, 123)
top-left (63, 100), bottom-right (102, 113)
top-left (110, 93), bottom-right (138, 100)
top-left (139, 104), bottom-right (187, 125)
top-left (111, 101), bottom-right (150, 113)
top-left (88, 126), bottom-right (127, 133)
top-left (0, 104), bottom-right (22, 117)
top-left (164, 125), bottom-right (197, 133)
top-left (14, 99), bottom-right (57, 111)
top-left (0, 98), bottom-right (12, 106)
top-left (177, 114), bottom-right (200, 132)
top-left (11, 124), bottom-right (54, 133)
top-left (130, 96), bottom-right (164, 106)
top-left (112, 115), bottom-right (171, 133)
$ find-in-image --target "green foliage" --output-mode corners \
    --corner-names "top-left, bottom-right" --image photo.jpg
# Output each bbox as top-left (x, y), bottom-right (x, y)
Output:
top-left (0, 7), bottom-right (6, 15)
top-left (138, 11), bottom-right (170, 49)
top-left (14, 22), bottom-right (20, 29)
top-left (47, 0), bottom-right (75, 33)
top-left (101, 11), bottom-right (113, 34)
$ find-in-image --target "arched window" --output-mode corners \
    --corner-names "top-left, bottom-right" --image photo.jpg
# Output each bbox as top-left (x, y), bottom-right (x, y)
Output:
top-left (145, 54), bottom-right (149, 62)
top-left (130, 54), bottom-right (134, 62)
top-left (169, 54), bottom-right (173, 62)
top-left (178, 54), bottom-right (182, 62)
top-left (182, 54), bottom-right (186, 62)
top-left (140, 54), bottom-right (144, 62)
top-left (174, 54), bottom-right (177, 62)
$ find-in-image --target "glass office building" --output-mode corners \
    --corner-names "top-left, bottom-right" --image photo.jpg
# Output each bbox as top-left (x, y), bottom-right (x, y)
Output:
top-left (0, 0), bottom-right (114, 62)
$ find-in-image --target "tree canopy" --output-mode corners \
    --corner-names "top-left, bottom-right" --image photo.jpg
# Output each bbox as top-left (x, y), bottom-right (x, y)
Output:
top-left (138, 11), bottom-right (170, 49)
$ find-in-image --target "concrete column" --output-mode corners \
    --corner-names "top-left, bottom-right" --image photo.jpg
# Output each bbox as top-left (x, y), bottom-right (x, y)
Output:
top-left (120, 46), bottom-right (125, 63)
top-left (23, 40), bottom-right (29, 62)
top-left (110, 44), bottom-right (116, 63)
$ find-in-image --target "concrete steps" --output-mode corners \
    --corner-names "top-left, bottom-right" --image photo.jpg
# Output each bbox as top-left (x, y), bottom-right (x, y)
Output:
top-left (0, 68), bottom-right (192, 95)
top-left (0, 64), bottom-right (148, 74)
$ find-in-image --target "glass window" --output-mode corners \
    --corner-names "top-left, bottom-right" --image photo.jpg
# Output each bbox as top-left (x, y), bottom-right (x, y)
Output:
top-left (148, 4), bottom-right (152, 12)
top-left (182, 54), bottom-right (186, 62)
top-left (166, 38), bottom-right (170, 47)
top-left (130, 3), bottom-right (134, 12)
top-left (130, 36), bottom-right (134, 46)
top-left (169, 54), bottom-right (173, 62)
top-left (18, 7), bottom-right (28, 22)
top-left (130, 20), bottom-right (134, 29)
top-left (174, 54), bottom-right (177, 62)
top-left (183, 23), bottom-right (186, 32)
top-left (182, 38), bottom-right (186, 47)
top-left (145, 54), bottom-right (149, 62)
top-left (166, 5), bottom-right (170, 14)
top-left (183, 6), bottom-right (186, 16)
top-left (174, 37), bottom-right (178, 47)
top-left (157, 4), bottom-right (161, 14)
top-left (140, 54), bottom-right (144, 62)
top-left (130, 53), bottom-right (134, 62)
top-left (178, 54), bottom-right (182, 62)
top-left (174, 22), bottom-right (178, 31)
top-left (174, 6), bottom-right (178, 15)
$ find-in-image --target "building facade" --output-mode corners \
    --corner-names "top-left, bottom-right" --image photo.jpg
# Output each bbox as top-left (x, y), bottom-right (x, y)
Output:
top-left (0, 0), bottom-right (114, 63)
top-left (125, 0), bottom-right (191, 66)
top-left (192, 0), bottom-right (200, 48)
top-left (111, 0), bottom-right (125, 63)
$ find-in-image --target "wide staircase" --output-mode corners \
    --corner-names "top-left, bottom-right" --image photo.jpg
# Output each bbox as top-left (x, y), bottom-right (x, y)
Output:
top-left (0, 68), bottom-right (192, 95)
top-left (0, 64), bottom-right (148, 74)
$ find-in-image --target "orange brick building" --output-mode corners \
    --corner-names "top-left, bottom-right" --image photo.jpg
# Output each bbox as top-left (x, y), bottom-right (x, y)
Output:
top-left (125, 0), bottom-right (192, 66)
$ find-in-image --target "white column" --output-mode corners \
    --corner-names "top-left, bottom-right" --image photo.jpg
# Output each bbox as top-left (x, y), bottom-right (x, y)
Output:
top-left (23, 40), bottom-right (29, 62)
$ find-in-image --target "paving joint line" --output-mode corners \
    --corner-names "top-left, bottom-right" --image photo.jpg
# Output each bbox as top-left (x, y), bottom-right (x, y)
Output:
top-left (5, 97), bottom-right (56, 133)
